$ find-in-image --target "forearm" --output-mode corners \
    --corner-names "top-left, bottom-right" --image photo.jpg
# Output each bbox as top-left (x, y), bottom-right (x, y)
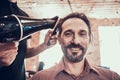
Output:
top-left (26, 42), bottom-right (48, 58)
top-left (26, 29), bottom-right (57, 58)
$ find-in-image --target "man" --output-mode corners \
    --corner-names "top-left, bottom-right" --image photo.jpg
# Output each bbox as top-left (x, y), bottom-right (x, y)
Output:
top-left (0, 0), bottom-right (57, 80)
top-left (30, 12), bottom-right (120, 80)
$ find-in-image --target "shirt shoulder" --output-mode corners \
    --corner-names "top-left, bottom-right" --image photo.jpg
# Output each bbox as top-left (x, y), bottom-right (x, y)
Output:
top-left (30, 65), bottom-right (57, 80)
top-left (93, 66), bottom-right (120, 80)
top-left (30, 59), bottom-right (64, 80)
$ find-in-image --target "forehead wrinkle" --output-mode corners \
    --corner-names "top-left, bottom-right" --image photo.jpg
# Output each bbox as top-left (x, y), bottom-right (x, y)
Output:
top-left (61, 18), bottom-right (89, 33)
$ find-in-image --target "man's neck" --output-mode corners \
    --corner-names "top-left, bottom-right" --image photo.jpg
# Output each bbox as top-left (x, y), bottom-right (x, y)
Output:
top-left (64, 57), bottom-right (85, 77)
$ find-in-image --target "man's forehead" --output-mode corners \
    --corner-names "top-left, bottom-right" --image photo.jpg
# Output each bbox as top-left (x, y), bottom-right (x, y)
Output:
top-left (61, 18), bottom-right (88, 31)
top-left (62, 18), bottom-right (87, 26)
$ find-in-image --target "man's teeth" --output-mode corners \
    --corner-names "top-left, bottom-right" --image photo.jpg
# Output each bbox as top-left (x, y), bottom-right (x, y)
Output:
top-left (71, 48), bottom-right (80, 51)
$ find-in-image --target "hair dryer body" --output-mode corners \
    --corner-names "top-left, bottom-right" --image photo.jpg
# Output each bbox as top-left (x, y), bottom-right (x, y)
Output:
top-left (0, 14), bottom-right (58, 42)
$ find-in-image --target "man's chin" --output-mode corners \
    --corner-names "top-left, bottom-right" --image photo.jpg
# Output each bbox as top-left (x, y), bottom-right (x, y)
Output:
top-left (67, 55), bottom-right (84, 63)
top-left (65, 49), bottom-right (85, 62)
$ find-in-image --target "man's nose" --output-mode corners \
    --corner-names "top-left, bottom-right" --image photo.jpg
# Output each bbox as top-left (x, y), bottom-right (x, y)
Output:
top-left (72, 35), bottom-right (80, 44)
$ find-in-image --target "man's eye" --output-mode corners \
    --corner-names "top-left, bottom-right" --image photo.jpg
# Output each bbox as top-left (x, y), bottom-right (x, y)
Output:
top-left (80, 33), bottom-right (85, 35)
top-left (79, 32), bottom-right (87, 36)
top-left (64, 32), bottom-right (72, 37)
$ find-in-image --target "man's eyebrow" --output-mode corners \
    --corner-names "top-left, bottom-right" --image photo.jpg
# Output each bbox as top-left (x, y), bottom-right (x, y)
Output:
top-left (80, 30), bottom-right (87, 32)
top-left (64, 29), bottom-right (73, 33)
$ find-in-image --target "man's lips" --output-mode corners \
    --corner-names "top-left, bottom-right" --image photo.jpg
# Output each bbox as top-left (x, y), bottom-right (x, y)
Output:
top-left (66, 43), bottom-right (84, 53)
top-left (69, 47), bottom-right (82, 53)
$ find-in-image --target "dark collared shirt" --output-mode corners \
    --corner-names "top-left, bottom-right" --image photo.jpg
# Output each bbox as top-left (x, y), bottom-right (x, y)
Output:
top-left (30, 58), bottom-right (120, 80)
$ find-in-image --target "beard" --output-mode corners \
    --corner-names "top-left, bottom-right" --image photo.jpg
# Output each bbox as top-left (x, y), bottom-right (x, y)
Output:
top-left (62, 43), bottom-right (87, 63)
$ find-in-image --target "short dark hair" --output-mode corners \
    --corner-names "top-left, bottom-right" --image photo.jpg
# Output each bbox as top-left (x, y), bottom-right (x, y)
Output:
top-left (56, 12), bottom-right (91, 41)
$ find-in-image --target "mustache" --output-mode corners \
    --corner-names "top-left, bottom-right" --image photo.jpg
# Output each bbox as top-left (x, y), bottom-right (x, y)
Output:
top-left (66, 43), bottom-right (84, 50)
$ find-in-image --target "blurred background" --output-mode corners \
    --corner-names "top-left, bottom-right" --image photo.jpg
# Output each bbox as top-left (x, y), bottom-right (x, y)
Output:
top-left (16, 0), bottom-right (120, 77)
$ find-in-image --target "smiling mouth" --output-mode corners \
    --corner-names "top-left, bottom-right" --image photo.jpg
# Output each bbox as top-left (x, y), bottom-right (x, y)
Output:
top-left (70, 48), bottom-right (80, 52)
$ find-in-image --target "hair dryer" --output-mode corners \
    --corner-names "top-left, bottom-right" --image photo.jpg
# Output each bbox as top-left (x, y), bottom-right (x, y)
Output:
top-left (0, 14), bottom-right (58, 42)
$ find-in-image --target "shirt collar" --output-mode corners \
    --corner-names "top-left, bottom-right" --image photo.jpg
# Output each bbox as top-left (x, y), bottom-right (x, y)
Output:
top-left (84, 59), bottom-right (100, 76)
top-left (54, 58), bottom-right (100, 76)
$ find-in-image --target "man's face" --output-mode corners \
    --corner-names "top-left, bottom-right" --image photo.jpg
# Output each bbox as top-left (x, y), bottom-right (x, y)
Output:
top-left (58, 18), bottom-right (90, 63)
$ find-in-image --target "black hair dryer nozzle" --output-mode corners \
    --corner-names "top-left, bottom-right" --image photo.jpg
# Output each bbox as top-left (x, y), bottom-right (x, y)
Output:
top-left (0, 14), bottom-right (58, 42)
